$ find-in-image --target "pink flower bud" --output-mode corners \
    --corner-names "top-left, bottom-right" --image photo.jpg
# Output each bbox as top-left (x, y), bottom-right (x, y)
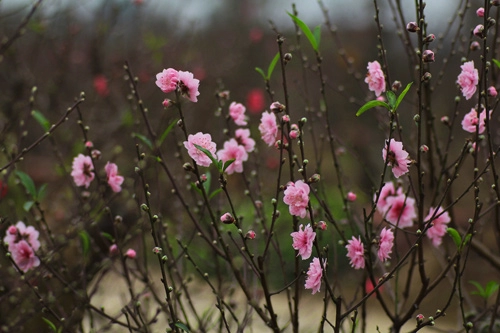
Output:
top-left (270, 101), bottom-right (285, 113)
top-left (8, 225), bottom-right (17, 235)
top-left (289, 130), bottom-right (299, 140)
top-left (488, 86), bottom-right (498, 97)
top-left (420, 145), bottom-right (429, 153)
top-left (317, 221), bottom-right (327, 230)
top-left (246, 230), bottom-right (256, 239)
top-left (152, 247), bottom-right (162, 254)
top-left (91, 149), bottom-right (101, 160)
top-left (376, 96), bottom-right (385, 102)
top-left (200, 174), bottom-right (208, 182)
top-left (470, 41), bottom-right (481, 51)
top-left (347, 192), bottom-right (357, 202)
top-left (423, 34), bottom-right (436, 43)
top-left (477, 7), bottom-right (485, 17)
top-left (220, 212), bottom-right (235, 224)
top-left (125, 248), bottom-right (136, 259)
top-left (162, 99), bottom-right (171, 108)
top-left (406, 22), bottom-right (419, 32)
top-left (282, 114), bottom-right (290, 122)
top-left (416, 314), bottom-right (424, 324)
top-left (441, 116), bottom-right (449, 125)
top-left (474, 24), bottom-right (484, 38)
top-left (422, 50), bottom-right (435, 63)
top-left (85, 141), bottom-right (93, 148)
top-left (109, 244), bottom-right (119, 256)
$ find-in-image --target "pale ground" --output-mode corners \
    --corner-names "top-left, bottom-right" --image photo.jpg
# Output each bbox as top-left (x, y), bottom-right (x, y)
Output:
top-left (83, 269), bottom-right (460, 333)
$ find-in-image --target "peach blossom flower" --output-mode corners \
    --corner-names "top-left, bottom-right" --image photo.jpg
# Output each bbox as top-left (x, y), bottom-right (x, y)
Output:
top-left (375, 181), bottom-right (403, 212)
top-left (155, 68), bottom-right (179, 93)
top-left (365, 61), bottom-right (386, 97)
top-left (93, 74), bottom-right (109, 97)
top-left (229, 102), bottom-right (247, 126)
top-left (217, 139), bottom-right (248, 174)
top-left (259, 111), bottom-right (278, 146)
top-left (235, 128), bottom-right (255, 153)
top-left (346, 236), bottom-right (365, 269)
top-left (177, 70), bottom-right (200, 102)
top-left (378, 228), bottom-right (394, 262)
top-left (10, 240), bottom-right (40, 272)
top-left (384, 194), bottom-right (416, 228)
top-left (3, 221), bottom-right (40, 251)
top-left (283, 180), bottom-right (310, 218)
top-left (382, 139), bottom-right (410, 178)
top-left (105, 162), bottom-right (124, 193)
top-left (461, 108), bottom-right (490, 134)
top-left (246, 230), bottom-right (256, 239)
top-left (457, 61), bottom-right (478, 100)
top-left (425, 206), bottom-right (451, 247)
top-left (290, 224), bottom-right (316, 260)
top-left (305, 257), bottom-right (326, 294)
top-left (183, 132), bottom-right (217, 167)
top-left (71, 154), bottom-right (95, 188)
top-left (488, 86), bottom-right (498, 97)
top-left (125, 248), bottom-right (136, 259)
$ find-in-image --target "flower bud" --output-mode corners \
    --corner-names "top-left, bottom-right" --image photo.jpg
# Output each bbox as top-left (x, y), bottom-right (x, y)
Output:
top-left (406, 22), bottom-right (419, 32)
top-left (270, 101), bottom-right (285, 113)
top-left (217, 90), bottom-right (230, 99)
top-left (220, 212), bottom-right (235, 224)
top-left (162, 99), bottom-right (172, 108)
top-left (109, 244), bottom-right (119, 256)
top-left (284, 53), bottom-right (292, 64)
top-left (246, 230), bottom-right (256, 239)
top-left (422, 50), bottom-right (435, 63)
top-left (308, 173), bottom-right (321, 183)
top-left (470, 41), bottom-right (481, 51)
top-left (423, 34), bottom-right (436, 44)
top-left (440, 116), bottom-right (449, 125)
top-left (477, 7), bottom-right (485, 17)
top-left (392, 80), bottom-right (401, 91)
top-left (152, 247), bottom-right (162, 254)
top-left (91, 149), bottom-right (101, 160)
top-left (474, 24), bottom-right (484, 38)
top-left (420, 145), bottom-right (429, 152)
top-left (347, 191), bottom-right (357, 202)
top-left (416, 314), bottom-right (424, 324)
top-left (421, 72), bottom-right (432, 82)
top-left (125, 249), bottom-right (137, 259)
top-left (317, 221), bottom-right (327, 230)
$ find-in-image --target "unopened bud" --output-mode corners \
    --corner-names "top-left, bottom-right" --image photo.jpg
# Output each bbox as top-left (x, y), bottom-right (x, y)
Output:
top-left (220, 212), bottom-right (235, 224)
top-left (406, 22), bottom-right (419, 32)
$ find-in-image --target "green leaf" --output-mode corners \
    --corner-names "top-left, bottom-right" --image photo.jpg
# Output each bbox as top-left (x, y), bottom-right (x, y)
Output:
top-left (79, 230), bottom-right (91, 258)
top-left (386, 91), bottom-right (396, 109)
top-left (222, 159), bottom-right (236, 172)
top-left (267, 52), bottom-right (280, 80)
top-left (31, 110), bottom-right (51, 132)
top-left (100, 232), bottom-right (115, 242)
top-left (158, 118), bottom-right (178, 145)
top-left (174, 322), bottom-right (191, 332)
top-left (255, 67), bottom-right (266, 80)
top-left (356, 100), bottom-right (390, 116)
top-left (16, 170), bottom-right (37, 198)
top-left (132, 132), bottom-right (153, 150)
top-left (313, 25), bottom-right (321, 49)
top-left (208, 188), bottom-right (222, 200)
top-left (493, 58), bottom-right (500, 69)
top-left (393, 82), bottom-right (413, 112)
top-left (23, 200), bottom-right (34, 212)
top-left (193, 144), bottom-right (218, 168)
top-left (485, 281), bottom-right (500, 298)
top-left (288, 12), bottom-right (318, 51)
top-left (447, 227), bottom-right (461, 249)
top-left (470, 280), bottom-right (486, 297)
top-left (37, 183), bottom-right (47, 201)
top-left (42, 317), bottom-right (57, 332)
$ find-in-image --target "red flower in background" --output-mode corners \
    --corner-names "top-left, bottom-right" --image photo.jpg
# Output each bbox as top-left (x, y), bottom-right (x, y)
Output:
top-left (93, 74), bottom-right (109, 97)
top-left (246, 88), bottom-right (265, 114)
top-left (0, 180), bottom-right (7, 199)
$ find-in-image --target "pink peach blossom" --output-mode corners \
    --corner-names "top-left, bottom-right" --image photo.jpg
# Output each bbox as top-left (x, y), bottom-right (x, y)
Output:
top-left (3, 221), bottom-right (40, 251)
top-left (259, 111), bottom-right (278, 146)
top-left (105, 162), bottom-right (124, 193)
top-left (71, 154), bottom-right (95, 188)
top-left (229, 102), bottom-right (247, 126)
top-left (178, 70), bottom-right (200, 102)
top-left (477, 7), bottom-right (485, 17)
top-left (425, 206), bottom-right (451, 247)
top-left (10, 240), bottom-right (40, 272)
top-left (384, 194), bottom-right (416, 228)
top-left (217, 139), bottom-right (248, 174)
top-left (93, 74), bottom-right (109, 97)
top-left (346, 236), bottom-right (365, 269)
top-left (235, 128), bottom-right (255, 153)
top-left (347, 192), bottom-right (357, 202)
top-left (155, 68), bottom-right (179, 93)
top-left (246, 230), bottom-right (256, 239)
top-left (283, 180), bottom-right (310, 218)
top-left (457, 61), bottom-right (478, 100)
top-left (290, 224), bottom-right (316, 260)
top-left (473, 24), bottom-right (484, 38)
top-left (378, 228), bottom-right (394, 262)
top-left (461, 108), bottom-right (490, 134)
top-left (183, 132), bottom-right (217, 167)
top-left (375, 181), bottom-right (403, 212)
top-left (488, 86), bottom-right (498, 97)
top-left (365, 61), bottom-right (386, 97)
top-left (382, 139), bottom-right (410, 178)
top-left (125, 248), bottom-right (136, 259)
top-left (305, 257), bottom-right (326, 294)
top-left (317, 221), bottom-right (327, 230)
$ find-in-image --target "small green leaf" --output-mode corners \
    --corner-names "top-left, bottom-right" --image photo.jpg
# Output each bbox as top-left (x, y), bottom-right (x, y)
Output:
top-left (492, 58), bottom-right (500, 69)
top-left (386, 91), bottom-right (396, 109)
top-left (23, 200), bottom-right (34, 212)
top-left (100, 232), bottom-right (115, 242)
top-left (447, 227), bottom-right (461, 249)
top-left (31, 110), bottom-right (51, 132)
top-left (174, 322), bottom-right (191, 332)
top-left (485, 281), bottom-right (499, 298)
top-left (288, 12), bottom-right (318, 51)
top-left (79, 230), bottom-right (91, 258)
top-left (356, 100), bottom-right (390, 116)
top-left (37, 183), bottom-right (47, 201)
top-left (222, 159), bottom-right (236, 172)
top-left (255, 67), bottom-right (266, 80)
top-left (158, 119), bottom-right (178, 145)
top-left (208, 188), bottom-right (222, 200)
top-left (470, 280), bottom-right (486, 297)
top-left (193, 144), bottom-right (218, 168)
top-left (16, 170), bottom-right (37, 198)
top-left (394, 82), bottom-right (413, 112)
top-left (267, 52), bottom-right (280, 80)
top-left (132, 132), bottom-right (153, 150)
top-left (42, 317), bottom-right (57, 332)
top-left (313, 25), bottom-right (321, 49)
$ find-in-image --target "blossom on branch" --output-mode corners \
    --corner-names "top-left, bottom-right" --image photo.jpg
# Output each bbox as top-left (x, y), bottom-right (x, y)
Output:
top-left (425, 206), bottom-right (451, 247)
top-left (378, 228), bottom-right (394, 262)
top-left (183, 132), bottom-right (217, 167)
top-left (283, 180), bottom-right (310, 218)
top-left (382, 139), bottom-right (410, 178)
top-left (305, 257), bottom-right (326, 294)
top-left (229, 102), bottom-right (247, 126)
top-left (105, 162), bottom-right (124, 193)
top-left (457, 61), bottom-right (478, 100)
top-left (71, 154), bottom-right (95, 188)
top-left (258, 111), bottom-right (278, 146)
top-left (365, 61), bottom-right (386, 97)
top-left (346, 236), bottom-right (365, 269)
top-left (290, 224), bottom-right (316, 260)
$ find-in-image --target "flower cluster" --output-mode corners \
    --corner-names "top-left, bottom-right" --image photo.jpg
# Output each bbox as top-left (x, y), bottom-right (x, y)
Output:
top-left (375, 181), bottom-right (416, 228)
top-left (71, 154), bottom-right (124, 193)
top-left (155, 68), bottom-right (200, 102)
top-left (3, 222), bottom-right (40, 272)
